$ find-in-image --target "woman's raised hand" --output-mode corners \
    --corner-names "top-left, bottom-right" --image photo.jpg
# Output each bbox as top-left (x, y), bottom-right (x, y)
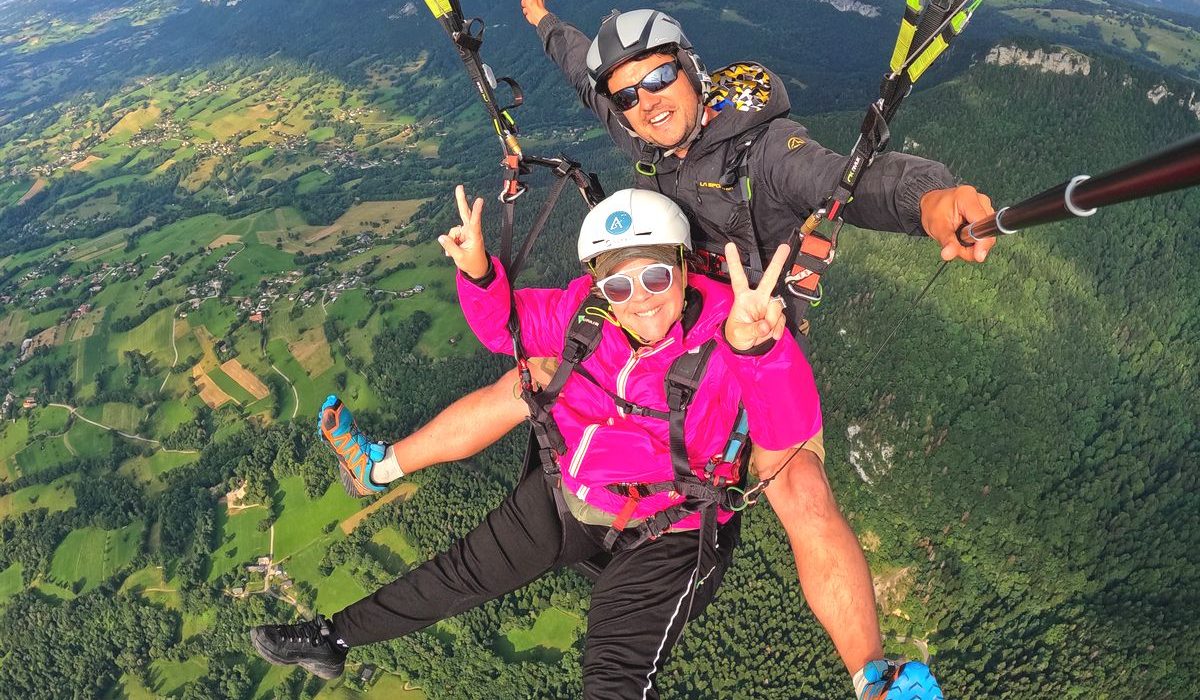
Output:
top-left (438, 185), bottom-right (490, 280)
top-left (723, 242), bottom-right (791, 351)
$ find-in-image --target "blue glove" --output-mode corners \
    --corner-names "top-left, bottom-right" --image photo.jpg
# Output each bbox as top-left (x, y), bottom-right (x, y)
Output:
top-left (856, 660), bottom-right (944, 700)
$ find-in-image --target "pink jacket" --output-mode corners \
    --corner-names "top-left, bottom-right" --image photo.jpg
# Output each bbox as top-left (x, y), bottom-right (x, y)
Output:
top-left (458, 257), bottom-right (822, 530)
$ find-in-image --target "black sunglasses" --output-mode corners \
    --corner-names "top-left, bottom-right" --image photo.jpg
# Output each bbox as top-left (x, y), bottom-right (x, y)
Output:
top-left (604, 60), bottom-right (681, 112)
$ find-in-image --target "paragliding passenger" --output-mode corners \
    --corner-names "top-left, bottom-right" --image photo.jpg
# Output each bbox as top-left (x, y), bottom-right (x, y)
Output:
top-left (253, 186), bottom-right (822, 698)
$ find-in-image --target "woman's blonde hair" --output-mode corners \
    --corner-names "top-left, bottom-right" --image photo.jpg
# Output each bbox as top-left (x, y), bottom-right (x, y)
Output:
top-left (590, 244), bottom-right (684, 280)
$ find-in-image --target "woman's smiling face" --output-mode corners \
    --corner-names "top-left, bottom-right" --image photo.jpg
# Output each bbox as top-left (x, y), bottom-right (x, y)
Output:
top-left (604, 257), bottom-right (685, 343)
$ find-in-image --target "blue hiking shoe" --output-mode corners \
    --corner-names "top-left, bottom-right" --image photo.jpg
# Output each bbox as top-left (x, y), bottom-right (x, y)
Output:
top-left (318, 395), bottom-right (387, 497)
top-left (859, 660), bottom-right (944, 700)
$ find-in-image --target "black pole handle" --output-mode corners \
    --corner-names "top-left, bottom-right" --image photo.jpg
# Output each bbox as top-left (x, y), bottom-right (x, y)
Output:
top-left (956, 134), bottom-right (1200, 246)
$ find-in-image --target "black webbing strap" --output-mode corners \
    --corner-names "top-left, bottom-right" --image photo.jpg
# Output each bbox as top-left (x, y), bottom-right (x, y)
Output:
top-left (499, 199), bottom-right (518, 271)
top-left (510, 172), bottom-right (570, 277)
top-left (522, 296), bottom-right (608, 473)
top-left (603, 478), bottom-right (728, 505)
top-left (572, 365), bottom-right (671, 421)
top-left (598, 340), bottom-right (721, 552)
top-left (665, 341), bottom-right (717, 481)
top-left (717, 122), bottom-right (773, 281)
top-left (619, 504), bottom-right (698, 550)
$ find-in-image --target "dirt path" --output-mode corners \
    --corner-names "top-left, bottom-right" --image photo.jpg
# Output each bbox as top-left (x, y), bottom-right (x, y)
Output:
top-left (160, 293), bottom-right (219, 393)
top-left (47, 403), bottom-right (198, 454)
top-left (270, 364), bottom-right (299, 419)
top-left (16, 178), bottom-right (47, 205)
top-left (160, 302), bottom-right (184, 393)
top-left (61, 431), bottom-right (77, 456)
top-left (892, 635), bottom-right (931, 664)
top-left (340, 482), bottom-right (419, 534)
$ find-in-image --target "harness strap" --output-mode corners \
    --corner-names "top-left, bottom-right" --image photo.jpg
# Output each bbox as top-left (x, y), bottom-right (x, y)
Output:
top-left (603, 477), bottom-right (736, 508)
top-left (614, 504), bottom-right (698, 550)
top-left (666, 341), bottom-right (717, 481)
top-left (721, 123), bottom-right (773, 280)
top-left (572, 365), bottom-right (672, 421)
top-left (520, 296), bottom-right (608, 473)
top-left (602, 485), bottom-right (646, 550)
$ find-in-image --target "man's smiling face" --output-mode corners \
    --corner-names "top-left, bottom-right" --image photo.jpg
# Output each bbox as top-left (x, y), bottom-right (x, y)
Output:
top-left (605, 53), bottom-right (700, 150)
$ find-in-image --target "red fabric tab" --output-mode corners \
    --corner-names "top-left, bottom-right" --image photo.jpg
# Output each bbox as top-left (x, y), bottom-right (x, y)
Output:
top-left (610, 490), bottom-right (642, 532)
top-left (799, 234), bottom-right (833, 259)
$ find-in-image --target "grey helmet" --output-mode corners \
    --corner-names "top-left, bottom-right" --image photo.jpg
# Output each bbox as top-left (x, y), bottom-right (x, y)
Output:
top-left (586, 9), bottom-right (711, 101)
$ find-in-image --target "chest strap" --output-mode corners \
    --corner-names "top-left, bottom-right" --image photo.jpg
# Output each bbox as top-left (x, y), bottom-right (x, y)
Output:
top-left (520, 295), bottom-right (608, 474)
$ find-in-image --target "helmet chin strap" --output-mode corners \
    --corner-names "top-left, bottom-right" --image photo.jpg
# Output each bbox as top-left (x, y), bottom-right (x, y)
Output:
top-left (661, 106), bottom-right (705, 157)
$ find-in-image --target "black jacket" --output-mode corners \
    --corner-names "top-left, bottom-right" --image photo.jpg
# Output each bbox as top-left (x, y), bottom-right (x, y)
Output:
top-left (537, 14), bottom-right (958, 268)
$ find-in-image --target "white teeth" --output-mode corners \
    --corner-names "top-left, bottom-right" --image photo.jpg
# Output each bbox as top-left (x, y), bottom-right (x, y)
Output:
top-left (635, 307), bottom-right (660, 318)
top-left (650, 112), bottom-right (670, 125)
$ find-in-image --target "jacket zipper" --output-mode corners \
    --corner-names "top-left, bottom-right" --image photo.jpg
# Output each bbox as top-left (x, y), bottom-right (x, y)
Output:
top-left (568, 423), bottom-right (600, 478)
top-left (616, 339), bottom-right (675, 412)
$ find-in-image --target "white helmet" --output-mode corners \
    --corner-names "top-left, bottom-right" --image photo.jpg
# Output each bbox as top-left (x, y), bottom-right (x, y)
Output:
top-left (577, 189), bottom-right (691, 263)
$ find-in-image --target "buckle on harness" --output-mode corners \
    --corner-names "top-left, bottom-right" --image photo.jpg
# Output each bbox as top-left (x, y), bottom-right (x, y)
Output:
top-left (784, 215), bottom-right (842, 305)
top-left (643, 513), bottom-right (671, 541)
top-left (693, 248), bottom-right (731, 282)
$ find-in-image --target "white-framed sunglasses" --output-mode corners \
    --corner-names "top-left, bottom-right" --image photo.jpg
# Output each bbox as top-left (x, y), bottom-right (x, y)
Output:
top-left (596, 263), bottom-right (675, 304)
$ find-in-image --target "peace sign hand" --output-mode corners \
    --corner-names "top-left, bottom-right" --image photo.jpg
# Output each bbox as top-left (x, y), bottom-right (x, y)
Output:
top-left (724, 242), bottom-right (791, 351)
top-left (437, 185), bottom-right (490, 280)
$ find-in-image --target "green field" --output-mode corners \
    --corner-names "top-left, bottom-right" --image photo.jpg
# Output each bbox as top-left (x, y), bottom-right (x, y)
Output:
top-left (149, 398), bottom-right (198, 438)
top-left (78, 402), bottom-right (144, 433)
top-left (282, 536), bottom-right (369, 613)
top-left (119, 565), bottom-right (181, 610)
top-left (48, 521), bottom-right (145, 593)
top-left (181, 607), bottom-right (216, 641)
top-left (113, 307), bottom-right (176, 369)
top-left (31, 404), bottom-right (72, 435)
top-left (147, 657), bottom-right (209, 697)
top-left (272, 476), bottom-right (361, 559)
top-left (295, 170), bottom-right (332, 194)
top-left (503, 607), bottom-right (583, 654)
top-left (250, 664), bottom-right (294, 700)
top-left (308, 126), bottom-right (335, 142)
top-left (0, 564), bottom-right (24, 605)
top-left (115, 673), bottom-right (159, 700)
top-left (119, 451), bottom-right (198, 492)
top-left (314, 673), bottom-right (427, 700)
top-left (66, 419), bottom-right (115, 456)
top-left (267, 339), bottom-right (319, 415)
top-left (244, 146), bottom-right (275, 163)
top-left (0, 417), bottom-right (31, 479)
top-left (207, 507), bottom-right (271, 582)
top-left (0, 178), bottom-right (33, 206)
top-left (0, 473), bottom-right (77, 518)
top-left (31, 579), bottom-right (77, 601)
top-left (207, 365), bottom-right (258, 405)
top-left (15, 433), bottom-right (75, 475)
top-left (368, 526), bottom-right (420, 574)
top-left (189, 297), bottom-right (238, 340)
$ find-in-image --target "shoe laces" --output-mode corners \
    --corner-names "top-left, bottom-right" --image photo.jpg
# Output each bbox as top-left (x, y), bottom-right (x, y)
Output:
top-left (277, 617), bottom-right (330, 646)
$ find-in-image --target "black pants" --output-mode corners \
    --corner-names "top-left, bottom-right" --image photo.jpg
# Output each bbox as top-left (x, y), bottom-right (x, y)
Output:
top-left (332, 468), bottom-right (739, 699)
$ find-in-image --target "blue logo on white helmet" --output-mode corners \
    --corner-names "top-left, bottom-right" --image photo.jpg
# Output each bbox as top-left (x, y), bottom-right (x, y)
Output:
top-left (605, 211), bottom-right (632, 236)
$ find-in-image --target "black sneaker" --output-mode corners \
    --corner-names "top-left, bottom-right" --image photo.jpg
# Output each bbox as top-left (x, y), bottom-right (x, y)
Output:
top-left (250, 615), bottom-right (348, 679)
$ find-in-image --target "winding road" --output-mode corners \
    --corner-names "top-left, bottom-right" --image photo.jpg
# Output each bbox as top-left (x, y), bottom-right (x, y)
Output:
top-left (47, 403), bottom-right (198, 454)
top-left (269, 364), bottom-right (299, 419)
